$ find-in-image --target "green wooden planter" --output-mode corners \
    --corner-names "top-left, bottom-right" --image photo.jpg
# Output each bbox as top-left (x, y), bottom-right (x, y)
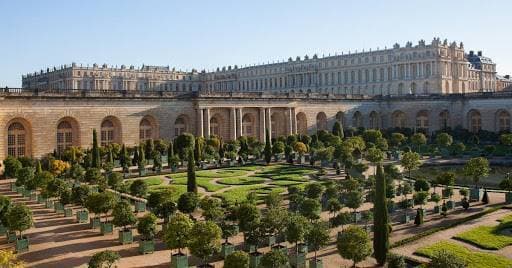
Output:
top-left (289, 252), bottom-right (307, 268)
top-left (170, 253), bottom-right (188, 268)
top-left (10, 183), bottom-right (17, 192)
top-left (22, 189), bottom-right (31, 198)
top-left (16, 186), bottom-right (24, 194)
top-left (138, 169), bottom-right (146, 177)
top-left (433, 205), bottom-right (441, 214)
top-left (90, 185), bottom-right (99, 193)
top-left (45, 200), bottom-right (54, 209)
top-left (135, 201), bottom-right (146, 213)
top-left (221, 242), bottom-right (235, 259)
top-left (30, 192), bottom-right (37, 201)
top-left (118, 229), bottom-right (133, 244)
top-left (0, 224), bottom-right (7, 236)
top-left (249, 252), bottom-right (263, 268)
top-left (442, 189), bottom-right (451, 199)
top-left (138, 239), bottom-right (155, 254)
top-left (245, 243), bottom-right (257, 253)
top-left (271, 245), bottom-right (288, 256)
top-left (90, 217), bottom-right (101, 229)
top-left (37, 195), bottom-right (46, 204)
top-left (506, 192), bottom-right (512, 204)
top-left (401, 213), bottom-right (411, 224)
top-left (76, 210), bottom-right (89, 223)
top-left (447, 200), bottom-right (455, 210)
top-left (470, 188), bottom-right (481, 202)
top-left (352, 211), bottom-right (362, 223)
top-left (15, 237), bottom-right (29, 253)
top-left (309, 258), bottom-right (323, 268)
top-left (297, 243), bottom-right (308, 253)
top-left (265, 235), bottom-right (276, 247)
top-left (54, 202), bottom-right (64, 213)
top-left (64, 208), bottom-right (73, 217)
top-left (101, 222), bottom-right (114, 235)
top-left (7, 231), bottom-right (17, 243)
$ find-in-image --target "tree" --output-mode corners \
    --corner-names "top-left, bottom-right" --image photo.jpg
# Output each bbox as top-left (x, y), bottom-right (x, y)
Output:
top-left (366, 147), bottom-right (384, 166)
top-left (263, 129), bottom-right (272, 164)
top-left (224, 251), bottom-right (249, 268)
top-left (86, 192), bottom-right (116, 222)
top-left (293, 142), bottom-right (307, 157)
top-left (69, 163), bottom-right (85, 182)
top-left (305, 222), bottom-right (330, 262)
top-left (199, 196), bottom-right (224, 222)
top-left (91, 129), bottom-right (101, 168)
top-left (175, 133), bottom-right (195, 161)
top-left (0, 249), bottom-right (25, 267)
top-left (177, 192), bottom-right (198, 215)
top-left (194, 137), bottom-right (203, 164)
top-left (411, 133), bottom-right (427, 152)
top-left (60, 187), bottom-right (72, 208)
top-left (129, 179), bottom-right (148, 197)
top-left (286, 214), bottom-right (310, 261)
top-left (400, 151), bottom-right (421, 178)
top-left (390, 133), bottom-right (406, 148)
top-left (346, 190), bottom-right (363, 214)
top-left (107, 172), bottom-right (123, 190)
top-left (164, 212), bottom-right (194, 254)
top-left (88, 250), bottom-right (120, 268)
top-left (189, 221), bottom-right (222, 266)
top-left (413, 191), bottom-right (428, 209)
top-left (137, 145), bottom-right (146, 174)
top-left (300, 198), bottom-right (321, 221)
top-left (85, 168), bottom-right (102, 185)
top-left (71, 185), bottom-right (90, 206)
top-left (137, 213), bottom-right (157, 241)
top-left (186, 150), bottom-right (197, 193)
top-left (336, 226), bottom-right (372, 268)
top-left (262, 207), bottom-right (288, 245)
top-left (112, 200), bottom-right (137, 231)
top-left (429, 249), bottom-right (466, 268)
top-left (500, 176), bottom-right (512, 192)
top-left (260, 249), bottom-right (288, 268)
top-left (237, 203), bottom-right (261, 239)
top-left (3, 156), bottom-right (22, 179)
top-left (414, 178), bottom-right (430, 192)
top-left (436, 133), bottom-right (453, 148)
top-left (332, 121), bottom-right (343, 137)
top-left (463, 157), bottom-right (490, 188)
top-left (6, 204), bottom-right (33, 239)
top-left (387, 253), bottom-right (406, 268)
top-left (119, 144), bottom-right (129, 173)
top-left (264, 191), bottom-right (283, 209)
top-left (373, 164), bottom-right (389, 266)
top-left (15, 166), bottom-right (34, 187)
top-left (304, 183), bottom-right (324, 199)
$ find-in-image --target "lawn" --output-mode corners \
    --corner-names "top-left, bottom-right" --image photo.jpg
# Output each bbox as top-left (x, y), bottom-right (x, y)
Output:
top-left (454, 214), bottom-right (512, 249)
top-left (415, 241), bottom-right (512, 268)
top-left (213, 185), bottom-right (285, 204)
top-left (270, 180), bottom-right (305, 186)
top-left (171, 177), bottom-right (227, 192)
top-left (142, 176), bottom-right (165, 186)
top-left (147, 185), bottom-right (187, 202)
top-left (217, 176), bottom-right (267, 185)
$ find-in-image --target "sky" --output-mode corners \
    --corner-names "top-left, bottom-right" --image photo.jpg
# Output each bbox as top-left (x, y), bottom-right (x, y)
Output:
top-left (1, 0), bottom-right (511, 87)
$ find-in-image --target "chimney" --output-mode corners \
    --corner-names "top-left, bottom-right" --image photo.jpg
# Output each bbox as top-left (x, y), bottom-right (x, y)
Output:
top-left (477, 51), bottom-right (482, 56)
top-left (469, 50), bottom-right (474, 56)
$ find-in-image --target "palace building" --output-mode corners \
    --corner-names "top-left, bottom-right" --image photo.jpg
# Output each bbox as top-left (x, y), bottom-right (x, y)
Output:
top-left (2, 38), bottom-right (511, 162)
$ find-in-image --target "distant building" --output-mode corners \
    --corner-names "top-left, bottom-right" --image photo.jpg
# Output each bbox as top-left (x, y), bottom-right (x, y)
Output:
top-left (497, 75), bottom-right (512, 91)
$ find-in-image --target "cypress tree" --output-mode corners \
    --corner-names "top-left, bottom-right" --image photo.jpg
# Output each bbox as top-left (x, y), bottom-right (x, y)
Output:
top-left (120, 144), bottom-right (127, 168)
top-left (138, 145), bottom-right (146, 175)
top-left (373, 164), bottom-right (389, 265)
top-left (332, 122), bottom-right (342, 137)
top-left (36, 161), bottom-right (43, 175)
top-left (187, 150), bottom-right (197, 193)
top-left (264, 128), bottom-right (272, 164)
top-left (132, 147), bottom-right (139, 166)
top-left (145, 139), bottom-right (154, 160)
top-left (92, 129), bottom-right (100, 168)
top-left (194, 137), bottom-right (202, 166)
top-left (167, 140), bottom-right (174, 167)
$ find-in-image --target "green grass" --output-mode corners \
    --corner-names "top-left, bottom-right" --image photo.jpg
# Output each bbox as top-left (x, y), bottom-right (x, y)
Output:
top-left (217, 176), bottom-right (267, 185)
top-left (195, 169), bottom-right (248, 178)
top-left (454, 213), bottom-right (512, 250)
top-left (270, 180), bottom-right (305, 186)
top-left (415, 241), bottom-right (512, 268)
top-left (147, 185), bottom-right (188, 202)
top-left (171, 177), bottom-right (227, 192)
top-left (142, 176), bottom-right (164, 186)
top-left (213, 185), bottom-right (285, 204)
top-left (225, 165), bottom-right (262, 171)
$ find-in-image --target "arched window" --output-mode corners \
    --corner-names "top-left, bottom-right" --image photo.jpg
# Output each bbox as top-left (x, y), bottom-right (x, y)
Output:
top-left (139, 118), bottom-right (153, 142)
top-left (468, 110), bottom-right (481, 133)
top-left (174, 116), bottom-right (188, 137)
top-left (242, 114), bottom-right (255, 137)
top-left (423, 82), bottom-right (429, 94)
top-left (271, 112), bottom-right (285, 138)
top-left (7, 122), bottom-right (27, 157)
top-left (335, 112), bottom-right (345, 127)
top-left (210, 116), bottom-right (220, 137)
top-left (439, 110), bottom-right (450, 129)
top-left (369, 111), bottom-right (379, 129)
top-left (296, 112), bottom-right (308, 135)
top-left (416, 110), bottom-right (429, 132)
top-left (101, 119), bottom-right (116, 146)
top-left (392, 111), bottom-right (407, 128)
top-left (57, 121), bottom-right (74, 153)
top-left (410, 83), bottom-right (417, 95)
top-left (398, 83), bottom-right (404, 95)
top-left (497, 110), bottom-right (510, 132)
top-left (352, 111), bottom-right (363, 128)
top-left (316, 112), bottom-right (327, 131)
top-left (445, 81), bottom-right (450, 93)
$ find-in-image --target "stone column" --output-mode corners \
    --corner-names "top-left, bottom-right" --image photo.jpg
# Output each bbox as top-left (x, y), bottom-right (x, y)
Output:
top-left (259, 108), bottom-right (266, 142)
top-left (288, 107), bottom-right (294, 135)
top-left (237, 108), bottom-right (243, 138)
top-left (197, 108), bottom-right (204, 137)
top-left (265, 108), bottom-right (272, 139)
top-left (292, 108), bottom-right (297, 134)
top-left (231, 107), bottom-right (237, 140)
top-left (204, 108), bottom-right (211, 138)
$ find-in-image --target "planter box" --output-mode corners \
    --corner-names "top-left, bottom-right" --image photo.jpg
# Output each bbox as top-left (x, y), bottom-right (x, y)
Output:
top-left (433, 205), bottom-right (441, 214)
top-left (352, 211), bottom-right (362, 223)
top-left (289, 252), bottom-right (307, 268)
top-left (470, 188), bottom-right (481, 202)
top-left (30, 192), bottom-right (37, 201)
top-left (101, 222), bottom-right (114, 235)
top-left (7, 231), bottom-right (17, 243)
top-left (249, 252), bottom-right (263, 268)
top-left (297, 243), bottom-right (308, 253)
top-left (90, 217), bottom-right (101, 229)
top-left (138, 239), bottom-right (155, 254)
top-left (22, 189), bottom-right (31, 198)
top-left (506, 192), bottom-right (512, 204)
top-left (0, 224), bottom-right (6, 236)
top-left (447, 200), bottom-right (455, 210)
top-left (138, 169), bottom-right (146, 177)
top-left (64, 208), bottom-right (73, 217)
top-left (135, 201), bottom-right (146, 213)
top-left (16, 186), bottom-right (24, 194)
top-left (10, 183), bottom-right (17, 192)
top-left (15, 237), bottom-right (29, 253)
top-left (309, 259), bottom-right (323, 268)
top-left (118, 229), bottom-right (133, 244)
top-left (221, 242), bottom-right (235, 259)
top-left (264, 235), bottom-right (276, 247)
top-left (401, 213), bottom-right (411, 224)
top-left (90, 185), bottom-right (99, 193)
top-left (387, 202), bottom-right (396, 213)
top-left (442, 189), bottom-right (451, 199)
top-left (76, 210), bottom-right (89, 223)
top-left (37, 195), bottom-right (46, 204)
top-left (271, 245), bottom-right (288, 255)
top-left (245, 243), bottom-right (257, 253)
top-left (170, 253), bottom-right (188, 268)
top-left (45, 200), bottom-right (54, 209)
top-left (54, 202), bottom-right (64, 213)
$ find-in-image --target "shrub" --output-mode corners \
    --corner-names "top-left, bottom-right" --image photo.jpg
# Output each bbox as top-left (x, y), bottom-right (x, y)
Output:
top-left (224, 251), bottom-right (249, 268)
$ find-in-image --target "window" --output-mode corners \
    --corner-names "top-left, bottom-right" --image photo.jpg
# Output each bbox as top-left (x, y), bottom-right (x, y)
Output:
top-left (242, 115), bottom-right (254, 137)
top-left (210, 117), bottom-right (220, 136)
top-left (416, 111), bottom-right (429, 131)
top-left (101, 119), bottom-right (115, 146)
top-left (7, 122), bottom-right (26, 157)
top-left (352, 112), bottom-right (363, 128)
top-left (498, 111), bottom-right (510, 132)
top-left (174, 116), bottom-right (187, 136)
top-left (139, 118), bottom-right (153, 142)
top-left (57, 121), bottom-right (73, 153)
top-left (469, 110), bottom-right (481, 133)
top-left (316, 112), bottom-right (327, 131)
top-left (439, 111), bottom-right (450, 129)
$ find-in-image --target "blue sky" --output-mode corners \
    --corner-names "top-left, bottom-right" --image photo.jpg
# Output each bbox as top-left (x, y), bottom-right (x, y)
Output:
top-left (1, 0), bottom-right (511, 87)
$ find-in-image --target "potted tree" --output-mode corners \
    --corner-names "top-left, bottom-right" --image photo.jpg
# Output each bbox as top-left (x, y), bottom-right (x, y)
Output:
top-left (305, 222), bottom-right (330, 268)
top-left (86, 193), bottom-right (102, 229)
top-left (189, 221), bottom-right (223, 267)
top-left (260, 250), bottom-right (289, 268)
top-left (399, 182), bottom-right (413, 223)
top-left (98, 192), bottom-right (117, 235)
top-left (500, 176), bottom-right (512, 204)
top-left (463, 157), bottom-right (490, 202)
top-left (224, 251), bottom-right (250, 268)
top-left (272, 141), bottom-right (285, 162)
top-left (6, 204), bottom-right (33, 253)
top-left (293, 142), bottom-right (307, 164)
top-left (112, 200), bottom-right (137, 244)
top-left (72, 185), bottom-right (90, 223)
top-left (88, 250), bottom-right (120, 268)
top-left (137, 213), bottom-right (157, 254)
top-left (413, 191), bottom-right (428, 222)
top-left (0, 196), bottom-right (11, 236)
top-left (431, 193), bottom-right (441, 214)
top-left (286, 214), bottom-right (310, 268)
top-left (336, 226), bottom-right (372, 268)
top-left (163, 212), bottom-right (194, 268)
top-left (220, 220), bottom-right (238, 259)
top-left (262, 207), bottom-right (288, 253)
top-left (60, 188), bottom-right (73, 217)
